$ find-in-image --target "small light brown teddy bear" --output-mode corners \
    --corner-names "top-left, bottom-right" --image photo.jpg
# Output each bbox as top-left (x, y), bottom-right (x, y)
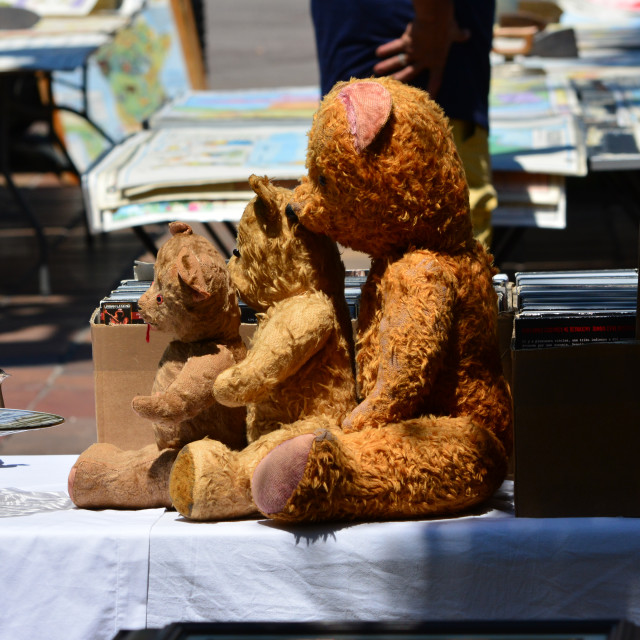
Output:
top-left (168, 174), bottom-right (357, 521)
top-left (249, 77), bottom-right (514, 522)
top-left (68, 222), bottom-right (247, 509)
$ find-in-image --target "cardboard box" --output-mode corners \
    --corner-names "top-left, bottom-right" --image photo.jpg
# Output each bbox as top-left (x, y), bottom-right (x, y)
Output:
top-left (91, 312), bottom-right (170, 449)
top-left (513, 341), bottom-right (640, 517)
top-left (90, 310), bottom-right (257, 450)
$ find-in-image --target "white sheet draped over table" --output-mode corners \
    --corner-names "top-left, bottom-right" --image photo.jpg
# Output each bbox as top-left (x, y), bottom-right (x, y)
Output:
top-left (2, 455), bottom-right (640, 640)
top-left (147, 500), bottom-right (640, 625)
top-left (0, 456), bottom-right (164, 640)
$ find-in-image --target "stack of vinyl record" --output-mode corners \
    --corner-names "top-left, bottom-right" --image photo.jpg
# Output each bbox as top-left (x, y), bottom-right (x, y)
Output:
top-left (513, 268), bottom-right (638, 349)
top-left (97, 271), bottom-right (368, 326)
top-left (98, 279), bottom-right (152, 325)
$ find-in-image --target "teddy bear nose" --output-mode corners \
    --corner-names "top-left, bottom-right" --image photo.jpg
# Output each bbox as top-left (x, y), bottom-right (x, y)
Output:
top-left (285, 204), bottom-right (299, 224)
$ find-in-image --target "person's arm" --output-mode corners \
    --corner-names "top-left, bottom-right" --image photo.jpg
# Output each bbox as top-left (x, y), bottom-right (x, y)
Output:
top-left (373, 0), bottom-right (469, 96)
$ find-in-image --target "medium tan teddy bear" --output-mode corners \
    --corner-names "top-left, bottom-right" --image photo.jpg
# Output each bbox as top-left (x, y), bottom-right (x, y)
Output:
top-left (68, 222), bottom-right (247, 509)
top-left (168, 174), bottom-right (357, 521)
top-left (249, 77), bottom-right (513, 522)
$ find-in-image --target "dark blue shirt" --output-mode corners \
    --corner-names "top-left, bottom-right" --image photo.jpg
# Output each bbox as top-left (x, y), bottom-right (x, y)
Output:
top-left (310, 0), bottom-right (495, 129)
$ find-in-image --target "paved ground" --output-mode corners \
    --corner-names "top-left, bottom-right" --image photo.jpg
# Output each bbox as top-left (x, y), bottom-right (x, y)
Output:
top-left (203, 0), bottom-right (320, 89)
top-left (0, 3), bottom-right (638, 457)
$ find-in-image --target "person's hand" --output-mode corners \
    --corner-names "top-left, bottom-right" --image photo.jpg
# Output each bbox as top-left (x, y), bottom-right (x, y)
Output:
top-left (373, 2), bottom-right (470, 97)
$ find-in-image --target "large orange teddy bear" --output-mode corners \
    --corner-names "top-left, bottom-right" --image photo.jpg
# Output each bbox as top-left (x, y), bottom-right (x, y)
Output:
top-left (249, 77), bottom-right (513, 522)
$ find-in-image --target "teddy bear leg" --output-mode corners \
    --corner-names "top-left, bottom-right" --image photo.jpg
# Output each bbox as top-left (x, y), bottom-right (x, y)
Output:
top-left (169, 418), bottom-right (340, 521)
top-left (68, 443), bottom-right (177, 509)
top-left (252, 417), bottom-right (508, 522)
top-left (169, 438), bottom-right (256, 521)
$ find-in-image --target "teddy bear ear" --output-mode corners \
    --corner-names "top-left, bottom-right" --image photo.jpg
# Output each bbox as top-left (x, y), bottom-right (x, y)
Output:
top-left (175, 247), bottom-right (214, 302)
top-left (169, 221), bottom-right (193, 236)
top-left (338, 81), bottom-right (393, 152)
top-left (248, 174), bottom-right (281, 233)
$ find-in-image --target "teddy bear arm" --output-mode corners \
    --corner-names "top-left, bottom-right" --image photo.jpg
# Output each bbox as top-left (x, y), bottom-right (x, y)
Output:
top-left (133, 349), bottom-right (237, 423)
top-left (345, 276), bottom-right (456, 430)
top-left (214, 295), bottom-right (336, 406)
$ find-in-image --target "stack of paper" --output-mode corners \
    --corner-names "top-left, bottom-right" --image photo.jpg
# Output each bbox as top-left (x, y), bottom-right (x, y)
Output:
top-left (82, 87), bottom-right (319, 234)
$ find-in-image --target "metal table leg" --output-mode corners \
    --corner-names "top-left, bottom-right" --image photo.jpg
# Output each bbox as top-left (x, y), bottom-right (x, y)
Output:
top-left (0, 74), bottom-right (51, 295)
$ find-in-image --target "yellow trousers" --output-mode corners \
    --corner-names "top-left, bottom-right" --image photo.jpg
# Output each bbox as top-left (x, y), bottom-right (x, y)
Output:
top-left (450, 119), bottom-right (497, 250)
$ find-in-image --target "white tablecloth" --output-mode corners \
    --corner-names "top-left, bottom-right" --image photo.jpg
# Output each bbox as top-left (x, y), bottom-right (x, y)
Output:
top-left (0, 456), bottom-right (164, 640)
top-left (147, 502), bottom-right (640, 626)
top-left (2, 456), bottom-right (640, 640)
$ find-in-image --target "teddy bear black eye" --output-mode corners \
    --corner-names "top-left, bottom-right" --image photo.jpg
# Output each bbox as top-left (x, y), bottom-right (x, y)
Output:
top-left (318, 174), bottom-right (327, 187)
top-left (156, 294), bottom-right (163, 304)
top-left (285, 204), bottom-right (299, 224)
top-left (233, 248), bottom-right (241, 259)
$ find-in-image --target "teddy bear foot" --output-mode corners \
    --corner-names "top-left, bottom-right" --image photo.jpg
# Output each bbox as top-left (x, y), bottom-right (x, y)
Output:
top-left (252, 430), bottom-right (344, 521)
top-left (169, 438), bottom-right (257, 521)
top-left (68, 443), bottom-right (177, 509)
top-left (251, 432), bottom-right (318, 516)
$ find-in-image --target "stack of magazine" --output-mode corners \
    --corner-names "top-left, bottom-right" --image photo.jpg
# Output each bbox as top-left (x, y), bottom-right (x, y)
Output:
top-left (82, 86), bottom-right (321, 235)
top-left (513, 268), bottom-right (638, 349)
top-left (82, 124), bottom-right (310, 235)
top-left (572, 74), bottom-right (640, 171)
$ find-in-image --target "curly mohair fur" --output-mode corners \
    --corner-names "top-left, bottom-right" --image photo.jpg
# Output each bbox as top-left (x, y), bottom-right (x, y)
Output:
top-left (68, 222), bottom-right (247, 509)
top-left (220, 175), bottom-right (356, 442)
top-left (168, 175), bottom-right (357, 521)
top-left (250, 77), bottom-right (513, 522)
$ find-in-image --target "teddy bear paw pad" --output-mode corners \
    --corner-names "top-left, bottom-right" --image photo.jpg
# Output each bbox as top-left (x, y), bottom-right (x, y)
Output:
top-left (169, 444), bottom-right (199, 517)
top-left (252, 432), bottom-right (318, 515)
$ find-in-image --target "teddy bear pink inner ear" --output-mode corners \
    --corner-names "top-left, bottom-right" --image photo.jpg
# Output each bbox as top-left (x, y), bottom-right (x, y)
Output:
top-left (338, 82), bottom-right (392, 152)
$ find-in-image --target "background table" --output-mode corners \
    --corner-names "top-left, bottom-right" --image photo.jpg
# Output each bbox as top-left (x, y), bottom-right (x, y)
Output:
top-left (2, 455), bottom-right (640, 640)
top-left (0, 13), bottom-right (119, 294)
